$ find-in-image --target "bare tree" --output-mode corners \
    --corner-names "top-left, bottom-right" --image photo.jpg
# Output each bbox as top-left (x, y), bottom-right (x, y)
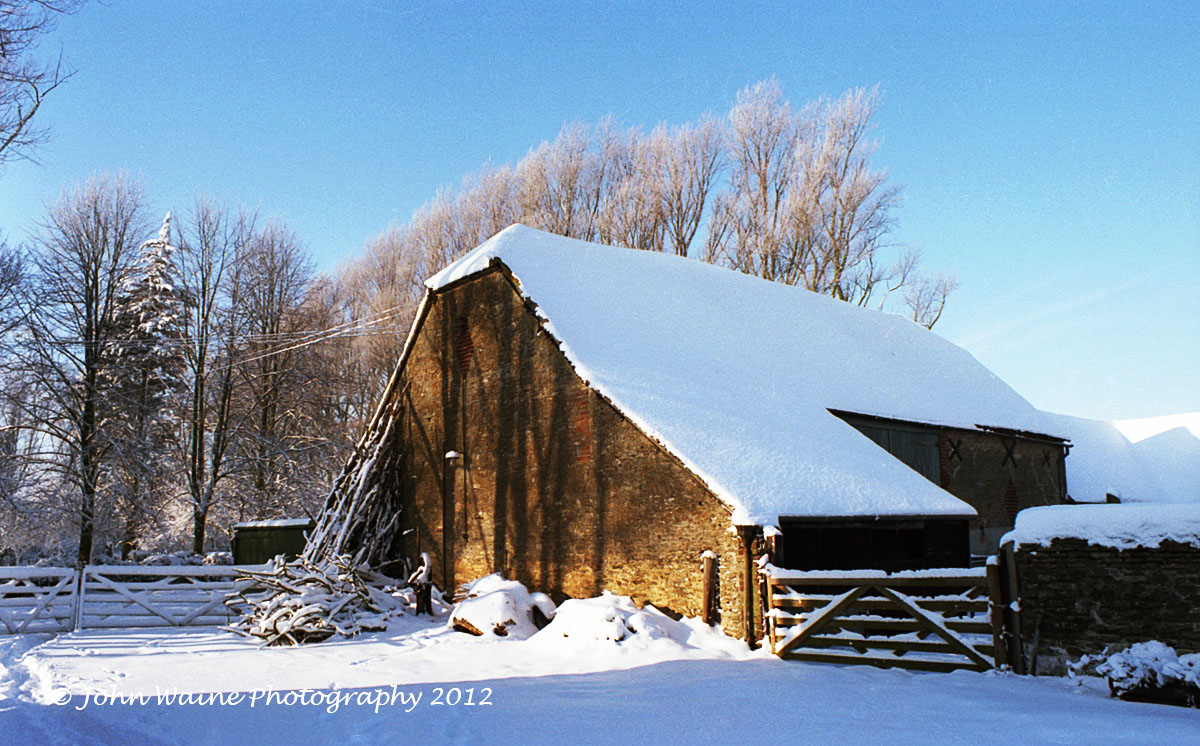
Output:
top-left (21, 172), bottom-right (148, 563)
top-left (705, 80), bottom-right (955, 324)
top-left (175, 198), bottom-right (256, 552)
top-left (339, 78), bottom-right (954, 341)
top-left (0, 0), bottom-right (81, 166)
top-left (904, 271), bottom-right (959, 329)
top-left (805, 86), bottom-right (901, 302)
top-left (518, 122), bottom-right (595, 238)
top-left (233, 222), bottom-right (320, 519)
top-left (0, 236), bottom-right (29, 506)
top-left (334, 225), bottom-right (426, 415)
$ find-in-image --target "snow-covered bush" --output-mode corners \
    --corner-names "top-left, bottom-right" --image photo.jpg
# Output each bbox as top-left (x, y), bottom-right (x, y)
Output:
top-left (1166, 654), bottom-right (1200, 688)
top-left (1097, 641), bottom-right (1180, 693)
top-left (449, 574), bottom-right (556, 639)
top-left (1097, 641), bottom-right (1200, 704)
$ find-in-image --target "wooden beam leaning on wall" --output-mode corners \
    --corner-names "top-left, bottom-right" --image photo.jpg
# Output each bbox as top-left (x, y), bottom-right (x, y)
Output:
top-left (700, 551), bottom-right (719, 626)
top-left (736, 525), bottom-right (759, 648)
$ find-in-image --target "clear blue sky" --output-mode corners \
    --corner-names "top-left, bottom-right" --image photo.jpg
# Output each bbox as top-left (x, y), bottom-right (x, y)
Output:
top-left (1, 1), bottom-right (1196, 421)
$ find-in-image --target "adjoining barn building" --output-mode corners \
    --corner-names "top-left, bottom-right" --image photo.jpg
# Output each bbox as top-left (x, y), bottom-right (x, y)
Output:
top-left (369, 225), bottom-right (1070, 639)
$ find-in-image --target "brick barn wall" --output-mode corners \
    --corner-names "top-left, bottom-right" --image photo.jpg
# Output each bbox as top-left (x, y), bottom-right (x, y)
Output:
top-left (938, 429), bottom-right (1066, 555)
top-left (396, 270), bottom-right (749, 637)
top-left (1013, 538), bottom-right (1200, 673)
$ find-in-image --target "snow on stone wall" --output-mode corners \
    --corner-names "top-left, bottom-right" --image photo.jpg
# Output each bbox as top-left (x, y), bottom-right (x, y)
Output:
top-left (1003, 504), bottom-right (1200, 550)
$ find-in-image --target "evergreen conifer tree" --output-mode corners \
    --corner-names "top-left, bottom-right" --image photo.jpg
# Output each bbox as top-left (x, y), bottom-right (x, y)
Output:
top-left (103, 213), bottom-right (188, 556)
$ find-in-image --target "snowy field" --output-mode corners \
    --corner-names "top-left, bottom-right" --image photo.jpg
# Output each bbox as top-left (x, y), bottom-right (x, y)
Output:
top-left (2, 611), bottom-right (1196, 746)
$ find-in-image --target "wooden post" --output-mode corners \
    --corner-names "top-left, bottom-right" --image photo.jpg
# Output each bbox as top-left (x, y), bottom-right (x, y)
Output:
top-left (700, 551), bottom-right (718, 626)
top-left (763, 527), bottom-right (780, 566)
top-left (736, 525), bottom-right (758, 648)
top-left (73, 563), bottom-right (86, 632)
top-left (985, 559), bottom-right (1009, 668)
top-left (1000, 541), bottom-right (1025, 674)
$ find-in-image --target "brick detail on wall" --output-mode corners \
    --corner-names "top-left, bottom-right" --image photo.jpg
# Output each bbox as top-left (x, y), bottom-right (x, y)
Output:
top-left (1002, 477), bottom-right (1019, 523)
top-left (454, 316), bottom-right (474, 373)
top-left (572, 387), bottom-right (592, 464)
top-left (1014, 538), bottom-right (1200, 673)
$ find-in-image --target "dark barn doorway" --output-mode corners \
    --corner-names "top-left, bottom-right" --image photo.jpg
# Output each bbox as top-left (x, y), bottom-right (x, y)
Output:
top-left (777, 517), bottom-right (970, 572)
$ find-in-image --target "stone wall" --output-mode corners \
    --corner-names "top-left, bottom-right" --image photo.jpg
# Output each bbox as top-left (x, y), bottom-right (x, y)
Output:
top-left (1012, 538), bottom-right (1200, 672)
top-left (396, 269), bottom-right (751, 637)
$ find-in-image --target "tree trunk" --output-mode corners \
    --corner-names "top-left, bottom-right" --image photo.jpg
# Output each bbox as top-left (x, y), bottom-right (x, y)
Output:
top-left (192, 507), bottom-right (207, 554)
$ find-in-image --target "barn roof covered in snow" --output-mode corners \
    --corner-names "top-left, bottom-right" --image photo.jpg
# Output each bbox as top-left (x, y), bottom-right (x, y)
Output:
top-left (1044, 412), bottom-right (1200, 504)
top-left (426, 225), bottom-right (1066, 524)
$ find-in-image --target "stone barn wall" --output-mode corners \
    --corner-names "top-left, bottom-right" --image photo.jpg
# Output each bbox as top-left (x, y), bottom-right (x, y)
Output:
top-left (395, 269), bottom-right (749, 637)
top-left (938, 428), bottom-right (1067, 556)
top-left (1011, 538), bottom-right (1200, 673)
top-left (838, 412), bottom-right (1068, 558)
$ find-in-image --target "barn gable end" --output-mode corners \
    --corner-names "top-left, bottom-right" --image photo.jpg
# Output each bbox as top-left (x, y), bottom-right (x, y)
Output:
top-left (396, 268), bottom-right (747, 631)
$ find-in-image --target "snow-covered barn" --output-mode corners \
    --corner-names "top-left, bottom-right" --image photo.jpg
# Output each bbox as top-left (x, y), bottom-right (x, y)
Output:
top-left (379, 225), bottom-right (1072, 639)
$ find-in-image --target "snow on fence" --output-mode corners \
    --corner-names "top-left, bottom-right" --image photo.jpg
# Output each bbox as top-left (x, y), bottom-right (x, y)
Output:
top-left (761, 565), bottom-right (1005, 673)
top-left (77, 565), bottom-right (260, 630)
top-left (0, 567), bottom-right (78, 634)
top-left (0, 565), bottom-right (265, 633)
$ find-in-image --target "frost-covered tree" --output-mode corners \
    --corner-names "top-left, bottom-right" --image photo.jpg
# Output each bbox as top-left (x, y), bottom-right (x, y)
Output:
top-left (231, 223), bottom-right (325, 520)
top-left (708, 81), bottom-right (956, 326)
top-left (653, 116), bottom-right (723, 257)
top-left (101, 213), bottom-right (187, 556)
top-left (706, 78), bottom-right (802, 277)
top-left (22, 172), bottom-right (148, 563)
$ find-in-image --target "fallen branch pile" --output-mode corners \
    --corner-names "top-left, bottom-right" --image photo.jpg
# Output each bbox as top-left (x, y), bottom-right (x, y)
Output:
top-left (226, 555), bottom-right (401, 645)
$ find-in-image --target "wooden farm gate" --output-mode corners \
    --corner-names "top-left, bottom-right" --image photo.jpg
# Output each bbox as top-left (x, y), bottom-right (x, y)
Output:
top-left (1, 565), bottom-right (264, 633)
top-left (0, 567), bottom-right (78, 634)
top-left (762, 565), bottom-right (1009, 673)
top-left (77, 565), bottom-right (257, 630)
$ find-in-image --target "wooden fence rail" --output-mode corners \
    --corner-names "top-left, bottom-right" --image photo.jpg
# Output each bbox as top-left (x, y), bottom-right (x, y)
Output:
top-left (762, 565), bottom-right (1004, 673)
top-left (0, 565), bottom-right (265, 633)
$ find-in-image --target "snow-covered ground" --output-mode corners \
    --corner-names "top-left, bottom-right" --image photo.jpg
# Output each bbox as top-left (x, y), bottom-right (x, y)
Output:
top-left (2, 608), bottom-right (1195, 745)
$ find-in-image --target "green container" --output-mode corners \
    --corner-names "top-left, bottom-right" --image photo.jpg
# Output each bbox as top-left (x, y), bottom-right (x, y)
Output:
top-left (232, 519), bottom-right (315, 565)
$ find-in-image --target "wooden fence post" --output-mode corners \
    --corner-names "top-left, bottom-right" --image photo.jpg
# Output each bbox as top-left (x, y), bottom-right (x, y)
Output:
top-left (700, 551), bottom-right (718, 626)
top-left (1000, 541), bottom-right (1026, 674)
top-left (73, 563), bottom-right (86, 632)
top-left (986, 559), bottom-right (1009, 668)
